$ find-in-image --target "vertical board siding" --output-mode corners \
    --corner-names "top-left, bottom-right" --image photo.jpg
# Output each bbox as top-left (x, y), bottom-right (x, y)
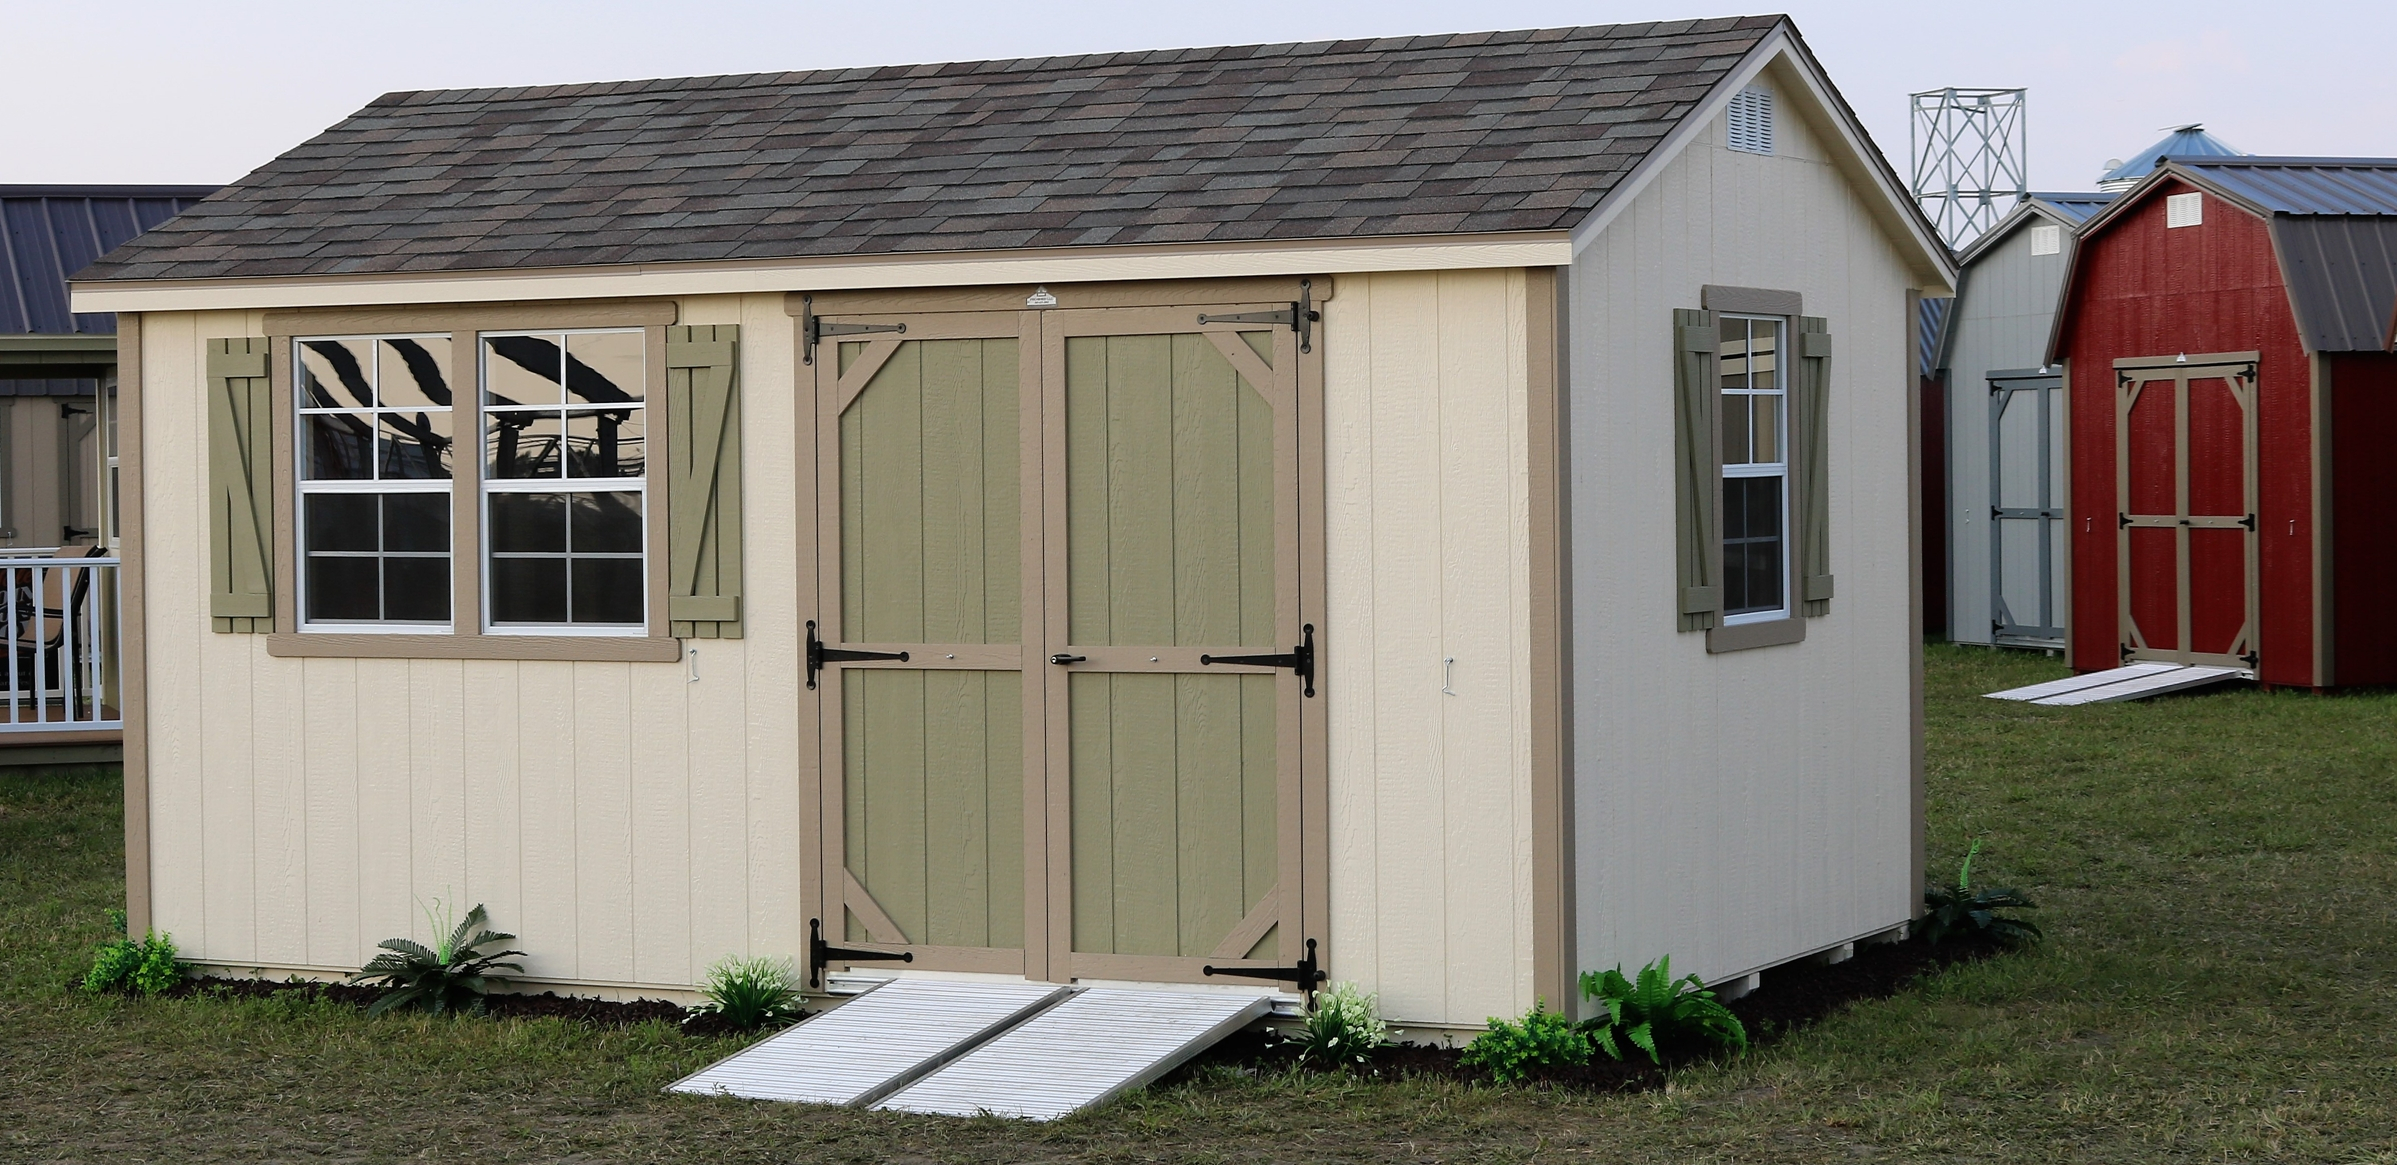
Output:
top-left (141, 294), bottom-right (803, 992)
top-left (1566, 73), bottom-right (1917, 993)
top-left (1323, 268), bottom-right (1536, 1027)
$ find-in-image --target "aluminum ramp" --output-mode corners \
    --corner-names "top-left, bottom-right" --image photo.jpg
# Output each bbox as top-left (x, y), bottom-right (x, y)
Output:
top-left (666, 978), bottom-right (1069, 1106)
top-left (875, 988), bottom-right (1272, 1120)
top-left (1985, 662), bottom-right (2249, 706)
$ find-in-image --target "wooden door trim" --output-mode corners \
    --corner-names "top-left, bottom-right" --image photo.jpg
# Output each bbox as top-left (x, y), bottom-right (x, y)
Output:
top-left (2113, 355), bottom-right (2261, 669)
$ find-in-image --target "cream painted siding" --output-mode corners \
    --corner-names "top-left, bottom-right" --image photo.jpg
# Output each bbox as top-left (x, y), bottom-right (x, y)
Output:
top-left (1566, 73), bottom-right (1917, 993)
top-left (138, 295), bottom-right (805, 994)
top-left (1321, 269), bottom-right (1537, 1029)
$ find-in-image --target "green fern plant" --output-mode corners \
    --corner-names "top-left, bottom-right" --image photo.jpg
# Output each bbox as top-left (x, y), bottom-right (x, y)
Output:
top-left (1283, 981), bottom-right (1389, 1068)
top-left (1922, 837), bottom-right (2044, 946)
top-left (1460, 1001), bottom-right (1588, 1083)
top-left (348, 901), bottom-right (524, 1017)
top-left (685, 955), bottom-right (803, 1031)
top-left (1578, 957), bottom-right (1748, 1064)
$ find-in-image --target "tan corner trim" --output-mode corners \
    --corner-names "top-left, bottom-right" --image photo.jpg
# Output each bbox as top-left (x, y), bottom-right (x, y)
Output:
top-left (1524, 267), bottom-right (1575, 1014)
top-left (264, 633), bottom-right (682, 662)
top-left (76, 237), bottom-right (1564, 315)
top-left (1702, 285), bottom-right (1802, 317)
top-left (1706, 615), bottom-right (1806, 653)
top-left (2058, 359), bottom-right (2074, 655)
top-left (261, 298), bottom-right (678, 335)
top-left (2312, 352), bottom-right (2334, 686)
top-left (118, 313), bottom-right (153, 935)
top-left (791, 275), bottom-right (1336, 317)
top-left (1905, 289), bottom-right (1927, 911)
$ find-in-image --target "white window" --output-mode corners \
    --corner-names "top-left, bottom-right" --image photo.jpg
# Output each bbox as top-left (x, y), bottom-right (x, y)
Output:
top-left (2167, 191), bottom-right (2204, 228)
top-left (1719, 314), bottom-right (1788, 622)
top-left (295, 335), bottom-right (455, 629)
top-left (1727, 87), bottom-right (1774, 155)
top-left (480, 329), bottom-right (647, 633)
top-left (2029, 223), bottom-right (2063, 256)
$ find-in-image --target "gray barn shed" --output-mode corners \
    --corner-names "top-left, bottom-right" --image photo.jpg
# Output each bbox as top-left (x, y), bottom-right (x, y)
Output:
top-left (1935, 192), bottom-right (2112, 647)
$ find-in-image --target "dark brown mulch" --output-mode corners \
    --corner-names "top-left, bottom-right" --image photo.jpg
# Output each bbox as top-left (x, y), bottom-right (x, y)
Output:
top-left (169, 975), bottom-right (772, 1035)
top-left (1178, 935), bottom-right (2004, 1093)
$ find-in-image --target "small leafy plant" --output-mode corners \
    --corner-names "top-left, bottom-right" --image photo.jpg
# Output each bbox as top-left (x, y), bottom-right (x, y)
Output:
top-left (1922, 837), bottom-right (2044, 946)
top-left (685, 955), bottom-right (803, 1031)
top-left (82, 911), bottom-right (185, 996)
top-left (1579, 957), bottom-right (1748, 1064)
top-left (348, 901), bottom-right (524, 1017)
top-left (1460, 1001), bottom-right (1588, 1083)
top-left (1283, 981), bottom-right (1389, 1068)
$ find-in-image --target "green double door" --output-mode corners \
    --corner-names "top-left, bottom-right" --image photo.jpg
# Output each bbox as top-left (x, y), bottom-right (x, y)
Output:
top-left (809, 298), bottom-right (1319, 986)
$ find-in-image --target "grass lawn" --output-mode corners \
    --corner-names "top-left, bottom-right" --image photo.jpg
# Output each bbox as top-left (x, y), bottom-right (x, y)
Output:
top-left (6, 644), bottom-right (2395, 1163)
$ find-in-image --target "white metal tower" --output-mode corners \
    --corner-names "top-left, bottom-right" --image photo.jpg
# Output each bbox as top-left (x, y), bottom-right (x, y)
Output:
top-left (1909, 88), bottom-right (2028, 250)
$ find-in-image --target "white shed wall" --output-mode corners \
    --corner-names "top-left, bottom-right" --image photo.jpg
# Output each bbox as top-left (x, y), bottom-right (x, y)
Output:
top-left (1942, 221), bottom-right (2073, 645)
top-left (1565, 71), bottom-right (1919, 993)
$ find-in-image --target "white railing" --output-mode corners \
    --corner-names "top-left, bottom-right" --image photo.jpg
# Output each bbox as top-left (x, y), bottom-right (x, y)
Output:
top-left (0, 554), bottom-right (120, 733)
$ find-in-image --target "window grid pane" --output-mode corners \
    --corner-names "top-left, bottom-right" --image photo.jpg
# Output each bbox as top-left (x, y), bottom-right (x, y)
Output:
top-left (1719, 315), bottom-right (1788, 619)
top-left (297, 335), bottom-right (455, 629)
top-left (481, 329), bottom-right (648, 633)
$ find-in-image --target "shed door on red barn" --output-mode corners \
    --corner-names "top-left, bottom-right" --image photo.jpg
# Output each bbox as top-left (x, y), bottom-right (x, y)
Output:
top-left (2113, 354), bottom-right (2260, 670)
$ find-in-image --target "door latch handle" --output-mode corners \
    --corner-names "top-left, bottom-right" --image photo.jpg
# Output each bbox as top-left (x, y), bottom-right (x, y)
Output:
top-left (1199, 624), bottom-right (1317, 698)
top-left (805, 620), bottom-right (909, 689)
top-left (1049, 653), bottom-right (1087, 665)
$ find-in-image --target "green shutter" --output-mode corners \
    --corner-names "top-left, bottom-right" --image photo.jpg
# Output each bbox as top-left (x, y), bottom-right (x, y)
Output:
top-left (1673, 308), bottom-right (1720, 631)
top-left (1796, 319), bottom-right (1833, 616)
top-left (667, 324), bottom-right (743, 638)
top-left (207, 338), bottom-right (274, 633)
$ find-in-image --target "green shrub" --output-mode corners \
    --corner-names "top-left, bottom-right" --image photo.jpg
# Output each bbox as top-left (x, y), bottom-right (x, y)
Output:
top-left (1579, 957), bottom-right (1747, 1064)
top-left (348, 901), bottom-right (524, 1018)
top-left (686, 955), bottom-right (803, 1031)
top-left (82, 913), bottom-right (184, 996)
top-left (1283, 981), bottom-right (1389, 1068)
top-left (1922, 837), bottom-right (2043, 946)
top-left (1460, 1001), bottom-right (1588, 1083)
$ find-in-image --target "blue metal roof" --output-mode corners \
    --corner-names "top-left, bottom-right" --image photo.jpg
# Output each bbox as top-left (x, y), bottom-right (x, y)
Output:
top-left (2173, 158), bottom-right (2397, 216)
top-left (1918, 296), bottom-right (1949, 377)
top-left (2100, 125), bottom-right (2242, 186)
top-left (2027, 192), bottom-right (2116, 225)
top-left (2, 185), bottom-right (215, 335)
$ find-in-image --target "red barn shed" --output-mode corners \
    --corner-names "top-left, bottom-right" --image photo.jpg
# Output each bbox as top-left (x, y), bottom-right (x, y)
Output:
top-left (2053, 158), bottom-right (2397, 688)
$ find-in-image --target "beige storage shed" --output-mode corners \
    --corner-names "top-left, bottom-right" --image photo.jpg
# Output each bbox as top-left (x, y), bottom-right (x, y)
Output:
top-left (75, 15), bottom-right (1952, 1033)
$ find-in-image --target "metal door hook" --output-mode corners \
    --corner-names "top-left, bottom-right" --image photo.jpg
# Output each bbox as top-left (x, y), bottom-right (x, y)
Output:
top-left (1441, 657), bottom-right (1456, 695)
top-left (687, 646), bottom-right (700, 684)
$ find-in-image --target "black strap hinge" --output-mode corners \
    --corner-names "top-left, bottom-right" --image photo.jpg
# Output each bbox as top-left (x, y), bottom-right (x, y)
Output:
top-left (806, 619), bottom-right (909, 689)
top-left (808, 917), bottom-right (912, 989)
top-left (1196, 279), bottom-right (1320, 353)
top-left (2118, 512), bottom-right (2132, 529)
top-left (1199, 624), bottom-right (1316, 697)
top-left (2238, 514), bottom-right (2257, 530)
top-left (1203, 937), bottom-right (1326, 994)
top-left (800, 294), bottom-right (906, 365)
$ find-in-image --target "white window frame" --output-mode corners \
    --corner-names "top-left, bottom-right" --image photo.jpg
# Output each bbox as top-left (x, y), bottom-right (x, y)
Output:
top-left (293, 333), bottom-right (457, 634)
top-left (477, 327), bottom-right (649, 637)
top-left (1720, 313), bottom-right (1791, 625)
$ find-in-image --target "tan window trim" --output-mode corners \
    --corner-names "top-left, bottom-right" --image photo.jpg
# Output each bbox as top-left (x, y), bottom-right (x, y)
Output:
top-left (1707, 614), bottom-right (1806, 653)
top-left (265, 299), bottom-right (680, 660)
top-left (1702, 285), bottom-right (1802, 317)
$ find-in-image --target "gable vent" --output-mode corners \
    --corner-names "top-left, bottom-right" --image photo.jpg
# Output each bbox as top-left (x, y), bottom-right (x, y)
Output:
top-left (2029, 224), bottom-right (2062, 255)
top-left (1727, 87), bottom-right (1774, 155)
top-left (2166, 191), bottom-right (2204, 228)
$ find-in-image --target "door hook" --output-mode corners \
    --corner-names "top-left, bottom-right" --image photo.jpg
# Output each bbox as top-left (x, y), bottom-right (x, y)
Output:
top-left (1441, 657), bottom-right (1456, 695)
top-left (687, 645), bottom-right (700, 684)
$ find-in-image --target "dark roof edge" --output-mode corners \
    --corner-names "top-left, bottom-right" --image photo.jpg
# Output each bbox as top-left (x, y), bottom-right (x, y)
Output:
top-left (0, 184), bottom-right (222, 198)
top-left (2173, 156), bottom-right (2397, 168)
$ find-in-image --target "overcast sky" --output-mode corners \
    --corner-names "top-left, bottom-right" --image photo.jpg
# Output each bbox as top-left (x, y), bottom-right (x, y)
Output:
top-left (6, 1), bottom-right (2386, 194)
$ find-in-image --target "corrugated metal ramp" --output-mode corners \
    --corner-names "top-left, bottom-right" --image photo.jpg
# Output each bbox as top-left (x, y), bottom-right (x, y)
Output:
top-left (1985, 662), bottom-right (2249, 705)
top-left (669, 979), bottom-right (1272, 1120)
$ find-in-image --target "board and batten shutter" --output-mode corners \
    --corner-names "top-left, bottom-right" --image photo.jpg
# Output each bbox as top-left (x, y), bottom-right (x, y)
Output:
top-left (206, 338), bottom-right (274, 633)
top-left (667, 324), bottom-right (743, 638)
top-left (1795, 317), bottom-right (1833, 616)
top-left (1673, 308), bottom-right (1720, 631)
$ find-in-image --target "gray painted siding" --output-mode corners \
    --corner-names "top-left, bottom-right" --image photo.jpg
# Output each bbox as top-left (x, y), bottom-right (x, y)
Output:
top-left (1942, 220), bottom-right (2072, 646)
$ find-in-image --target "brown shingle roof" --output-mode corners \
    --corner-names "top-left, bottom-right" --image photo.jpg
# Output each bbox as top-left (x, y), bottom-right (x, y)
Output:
top-left (81, 17), bottom-right (1781, 283)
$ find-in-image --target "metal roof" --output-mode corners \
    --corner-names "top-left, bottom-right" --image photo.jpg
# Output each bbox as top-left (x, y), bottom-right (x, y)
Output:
top-left (2269, 216), bottom-right (2397, 351)
top-left (77, 19), bottom-right (1788, 283)
top-left (2098, 124), bottom-right (2241, 187)
top-left (3, 186), bottom-right (214, 334)
top-left (2173, 158), bottom-right (2397, 216)
top-left (2026, 192), bottom-right (2114, 226)
top-left (1918, 296), bottom-right (1948, 377)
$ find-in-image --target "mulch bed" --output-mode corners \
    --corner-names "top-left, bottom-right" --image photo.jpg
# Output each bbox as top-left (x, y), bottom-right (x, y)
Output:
top-left (1178, 935), bottom-right (2003, 1093)
top-left (165, 935), bottom-right (2004, 1092)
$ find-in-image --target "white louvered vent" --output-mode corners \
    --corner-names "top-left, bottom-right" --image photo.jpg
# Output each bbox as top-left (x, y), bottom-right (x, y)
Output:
top-left (2029, 224), bottom-right (2063, 256)
top-left (1727, 87), bottom-right (1774, 155)
top-left (2166, 192), bottom-right (2204, 228)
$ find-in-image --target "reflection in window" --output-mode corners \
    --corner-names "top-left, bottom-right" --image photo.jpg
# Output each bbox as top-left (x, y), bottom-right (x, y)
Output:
top-left (481, 330), bottom-right (647, 631)
top-left (295, 335), bottom-right (454, 626)
top-left (1718, 315), bottom-right (1788, 621)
